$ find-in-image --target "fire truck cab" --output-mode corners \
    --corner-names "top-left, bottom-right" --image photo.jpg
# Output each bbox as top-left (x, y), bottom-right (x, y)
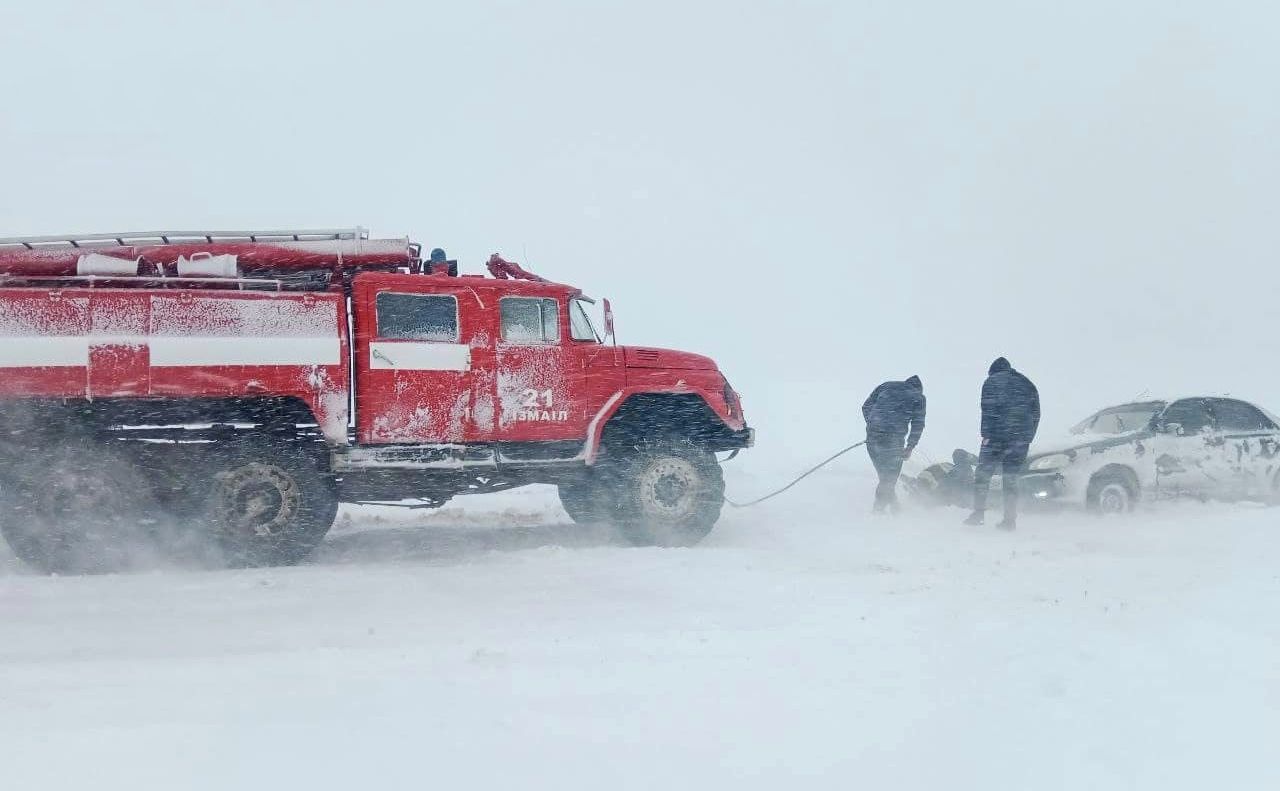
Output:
top-left (0, 228), bottom-right (752, 573)
top-left (351, 271), bottom-right (614, 447)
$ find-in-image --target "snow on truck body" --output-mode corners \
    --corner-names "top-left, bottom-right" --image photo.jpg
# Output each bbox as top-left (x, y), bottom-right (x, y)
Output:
top-left (0, 288), bottom-right (351, 443)
top-left (0, 228), bottom-right (752, 573)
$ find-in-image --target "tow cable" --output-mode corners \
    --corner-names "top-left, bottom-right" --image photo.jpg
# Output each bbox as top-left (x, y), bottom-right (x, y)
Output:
top-left (723, 440), bottom-right (867, 508)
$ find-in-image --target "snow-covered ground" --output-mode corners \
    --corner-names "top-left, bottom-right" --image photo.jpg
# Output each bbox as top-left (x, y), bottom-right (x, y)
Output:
top-left (2, 467), bottom-right (1277, 790)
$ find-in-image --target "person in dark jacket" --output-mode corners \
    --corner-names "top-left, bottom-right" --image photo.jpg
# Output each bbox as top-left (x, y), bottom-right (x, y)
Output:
top-left (936, 448), bottom-right (978, 506)
top-left (425, 247), bottom-right (458, 276)
top-left (965, 357), bottom-right (1040, 529)
top-left (862, 375), bottom-right (926, 513)
top-left (904, 448), bottom-right (976, 508)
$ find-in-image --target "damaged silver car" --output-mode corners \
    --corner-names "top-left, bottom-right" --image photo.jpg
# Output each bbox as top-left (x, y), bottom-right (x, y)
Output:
top-left (1022, 398), bottom-right (1280, 513)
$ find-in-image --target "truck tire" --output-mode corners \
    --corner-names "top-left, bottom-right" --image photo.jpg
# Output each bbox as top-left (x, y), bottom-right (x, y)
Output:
top-left (1086, 468), bottom-right (1138, 515)
top-left (557, 476), bottom-right (614, 524)
top-left (0, 444), bottom-right (160, 574)
top-left (608, 439), bottom-right (725, 547)
top-left (201, 438), bottom-right (338, 567)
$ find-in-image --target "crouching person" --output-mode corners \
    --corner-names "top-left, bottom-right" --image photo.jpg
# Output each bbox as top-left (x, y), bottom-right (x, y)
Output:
top-left (862, 375), bottom-right (926, 514)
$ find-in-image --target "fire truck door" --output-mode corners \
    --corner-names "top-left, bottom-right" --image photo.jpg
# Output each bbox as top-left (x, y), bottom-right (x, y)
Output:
top-left (493, 296), bottom-right (590, 443)
top-left (354, 282), bottom-right (480, 445)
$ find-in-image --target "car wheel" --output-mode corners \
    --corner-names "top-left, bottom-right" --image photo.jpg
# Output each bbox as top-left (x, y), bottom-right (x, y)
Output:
top-left (196, 438), bottom-right (338, 567)
top-left (0, 443), bottom-right (160, 574)
top-left (609, 439), bottom-right (725, 547)
top-left (557, 475), bottom-right (614, 524)
top-left (1087, 469), bottom-right (1137, 515)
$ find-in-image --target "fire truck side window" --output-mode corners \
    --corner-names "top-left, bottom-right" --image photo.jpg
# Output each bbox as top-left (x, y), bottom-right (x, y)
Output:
top-left (569, 299), bottom-right (599, 342)
top-left (375, 292), bottom-right (459, 342)
top-left (500, 297), bottom-right (560, 344)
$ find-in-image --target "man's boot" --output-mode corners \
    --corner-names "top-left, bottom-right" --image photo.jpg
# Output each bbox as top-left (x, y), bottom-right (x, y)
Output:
top-left (965, 484), bottom-right (988, 525)
top-left (997, 478), bottom-right (1018, 531)
top-left (872, 481), bottom-right (888, 514)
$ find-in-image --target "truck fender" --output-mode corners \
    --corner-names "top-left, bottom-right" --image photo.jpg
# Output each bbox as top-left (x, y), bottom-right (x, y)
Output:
top-left (583, 386), bottom-right (728, 465)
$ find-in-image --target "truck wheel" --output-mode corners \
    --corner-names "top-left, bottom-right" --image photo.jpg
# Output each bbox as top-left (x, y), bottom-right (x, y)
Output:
top-left (609, 440), bottom-right (725, 547)
top-left (1086, 469), bottom-right (1137, 515)
top-left (0, 445), bottom-right (159, 574)
top-left (204, 439), bottom-right (338, 567)
top-left (557, 477), bottom-right (614, 524)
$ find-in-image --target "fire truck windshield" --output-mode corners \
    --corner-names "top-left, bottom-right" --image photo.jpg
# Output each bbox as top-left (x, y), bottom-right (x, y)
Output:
top-left (570, 298), bottom-right (601, 342)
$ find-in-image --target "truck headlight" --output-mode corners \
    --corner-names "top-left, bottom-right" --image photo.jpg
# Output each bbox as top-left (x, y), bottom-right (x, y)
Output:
top-left (1029, 453), bottom-right (1071, 472)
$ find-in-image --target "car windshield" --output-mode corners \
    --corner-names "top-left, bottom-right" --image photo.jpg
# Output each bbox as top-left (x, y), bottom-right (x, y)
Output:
top-left (1070, 402), bottom-right (1165, 435)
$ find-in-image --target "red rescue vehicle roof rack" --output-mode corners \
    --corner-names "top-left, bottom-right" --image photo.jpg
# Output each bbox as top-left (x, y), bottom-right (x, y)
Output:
top-left (0, 227), bottom-right (376, 249)
top-left (0, 227), bottom-right (424, 291)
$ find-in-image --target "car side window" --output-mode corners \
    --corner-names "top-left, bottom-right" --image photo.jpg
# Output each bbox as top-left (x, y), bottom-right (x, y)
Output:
top-left (1161, 399), bottom-right (1213, 434)
top-left (1092, 411), bottom-right (1126, 434)
top-left (500, 297), bottom-right (560, 344)
top-left (1209, 399), bottom-right (1274, 432)
top-left (376, 293), bottom-right (459, 342)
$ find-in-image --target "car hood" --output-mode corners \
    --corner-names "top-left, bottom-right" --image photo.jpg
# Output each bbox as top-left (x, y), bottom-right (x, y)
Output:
top-left (621, 346), bottom-right (717, 370)
top-left (1029, 430), bottom-right (1152, 459)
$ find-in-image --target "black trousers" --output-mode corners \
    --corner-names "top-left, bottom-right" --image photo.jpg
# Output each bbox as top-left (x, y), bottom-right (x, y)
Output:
top-left (973, 440), bottom-right (1030, 517)
top-left (866, 436), bottom-right (905, 511)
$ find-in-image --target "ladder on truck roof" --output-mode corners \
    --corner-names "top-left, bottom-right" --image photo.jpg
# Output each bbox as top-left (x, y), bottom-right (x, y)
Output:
top-left (0, 227), bottom-right (372, 250)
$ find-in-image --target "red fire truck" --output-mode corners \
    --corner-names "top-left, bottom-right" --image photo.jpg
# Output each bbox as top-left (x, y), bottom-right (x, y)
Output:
top-left (0, 228), bottom-right (752, 573)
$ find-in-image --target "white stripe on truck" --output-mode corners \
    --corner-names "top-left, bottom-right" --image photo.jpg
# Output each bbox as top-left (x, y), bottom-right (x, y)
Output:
top-left (0, 336), bottom-right (91, 367)
top-left (369, 341), bottom-right (471, 371)
top-left (0, 336), bottom-right (339, 367)
top-left (148, 337), bottom-right (340, 366)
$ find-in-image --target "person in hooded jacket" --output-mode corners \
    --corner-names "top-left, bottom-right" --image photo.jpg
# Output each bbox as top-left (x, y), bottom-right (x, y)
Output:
top-left (965, 357), bottom-right (1040, 529)
top-left (425, 247), bottom-right (458, 276)
top-left (862, 375), bottom-right (926, 513)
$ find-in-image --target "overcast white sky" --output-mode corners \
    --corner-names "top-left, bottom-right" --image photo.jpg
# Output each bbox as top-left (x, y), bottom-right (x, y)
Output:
top-left (3, 0), bottom-right (1276, 465)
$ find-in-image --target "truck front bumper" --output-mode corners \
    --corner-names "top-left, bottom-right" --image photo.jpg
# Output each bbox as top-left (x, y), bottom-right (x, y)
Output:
top-left (709, 425), bottom-right (755, 454)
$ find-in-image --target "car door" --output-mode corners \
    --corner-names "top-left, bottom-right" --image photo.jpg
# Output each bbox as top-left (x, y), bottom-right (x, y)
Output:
top-left (353, 275), bottom-right (480, 445)
top-left (492, 293), bottom-right (592, 449)
top-left (1205, 398), bottom-right (1280, 499)
top-left (1150, 398), bottom-right (1220, 496)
